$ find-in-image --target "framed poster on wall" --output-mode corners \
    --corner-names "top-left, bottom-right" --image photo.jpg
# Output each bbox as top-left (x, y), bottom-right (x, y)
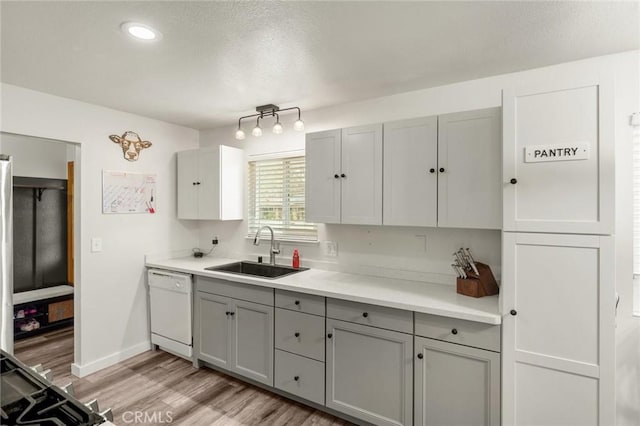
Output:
top-left (102, 170), bottom-right (156, 214)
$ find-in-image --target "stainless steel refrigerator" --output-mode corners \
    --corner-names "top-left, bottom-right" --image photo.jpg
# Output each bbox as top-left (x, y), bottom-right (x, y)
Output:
top-left (0, 154), bottom-right (13, 354)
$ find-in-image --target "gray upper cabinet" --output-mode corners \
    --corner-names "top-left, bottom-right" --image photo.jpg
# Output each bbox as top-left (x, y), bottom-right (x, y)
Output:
top-left (415, 336), bottom-right (500, 426)
top-left (305, 129), bottom-right (342, 224)
top-left (305, 124), bottom-right (383, 225)
top-left (383, 116), bottom-right (438, 227)
top-left (309, 108), bottom-right (500, 229)
top-left (326, 319), bottom-right (413, 426)
top-left (177, 146), bottom-right (244, 220)
top-left (340, 124), bottom-right (383, 225)
top-left (437, 107), bottom-right (502, 229)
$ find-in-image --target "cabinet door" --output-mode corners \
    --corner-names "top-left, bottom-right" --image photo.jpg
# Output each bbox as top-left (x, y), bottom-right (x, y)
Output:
top-left (230, 299), bottom-right (274, 386)
top-left (274, 349), bottom-right (325, 406)
top-left (195, 291), bottom-right (231, 369)
top-left (415, 337), bottom-right (500, 426)
top-left (177, 150), bottom-right (199, 219)
top-left (438, 107), bottom-right (502, 229)
top-left (196, 149), bottom-right (220, 220)
top-left (502, 233), bottom-right (615, 426)
top-left (305, 130), bottom-right (342, 223)
top-left (326, 319), bottom-right (413, 426)
top-left (341, 124), bottom-right (383, 225)
top-left (383, 117), bottom-right (438, 227)
top-left (503, 74), bottom-right (614, 234)
top-left (218, 145), bottom-right (244, 220)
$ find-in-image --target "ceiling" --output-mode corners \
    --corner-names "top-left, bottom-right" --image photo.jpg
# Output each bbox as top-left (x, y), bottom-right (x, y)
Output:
top-left (1, 1), bottom-right (638, 130)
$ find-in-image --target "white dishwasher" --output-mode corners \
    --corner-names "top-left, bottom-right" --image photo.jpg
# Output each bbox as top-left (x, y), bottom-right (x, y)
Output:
top-left (148, 269), bottom-right (193, 359)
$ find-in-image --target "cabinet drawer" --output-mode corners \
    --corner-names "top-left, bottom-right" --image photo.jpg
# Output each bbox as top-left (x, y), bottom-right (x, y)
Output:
top-left (196, 276), bottom-right (273, 306)
top-left (326, 298), bottom-right (413, 334)
top-left (275, 289), bottom-right (325, 316)
top-left (48, 299), bottom-right (73, 323)
top-left (275, 309), bottom-right (325, 361)
top-left (275, 349), bottom-right (325, 406)
top-left (415, 312), bottom-right (500, 352)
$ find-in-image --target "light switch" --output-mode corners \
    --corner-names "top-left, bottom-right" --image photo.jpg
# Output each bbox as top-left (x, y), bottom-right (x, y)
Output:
top-left (91, 238), bottom-right (103, 253)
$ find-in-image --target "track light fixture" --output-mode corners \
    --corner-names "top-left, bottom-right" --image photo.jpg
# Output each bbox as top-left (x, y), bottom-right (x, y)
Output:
top-left (235, 104), bottom-right (304, 139)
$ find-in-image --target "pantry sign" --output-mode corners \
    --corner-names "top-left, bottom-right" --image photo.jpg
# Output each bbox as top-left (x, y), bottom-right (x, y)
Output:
top-left (524, 143), bottom-right (590, 163)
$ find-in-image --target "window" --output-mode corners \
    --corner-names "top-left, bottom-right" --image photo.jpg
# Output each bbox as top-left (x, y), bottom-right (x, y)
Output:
top-left (248, 156), bottom-right (317, 241)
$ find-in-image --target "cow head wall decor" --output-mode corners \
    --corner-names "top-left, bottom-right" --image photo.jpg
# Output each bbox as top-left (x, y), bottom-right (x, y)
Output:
top-left (109, 131), bottom-right (152, 162)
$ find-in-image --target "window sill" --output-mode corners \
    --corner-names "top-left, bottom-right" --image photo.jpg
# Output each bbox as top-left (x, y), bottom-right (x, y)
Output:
top-left (244, 236), bottom-right (319, 246)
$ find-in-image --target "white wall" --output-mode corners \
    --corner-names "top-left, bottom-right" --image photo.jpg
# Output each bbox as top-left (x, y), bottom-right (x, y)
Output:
top-left (1, 133), bottom-right (69, 179)
top-left (0, 83), bottom-right (200, 375)
top-left (199, 50), bottom-right (640, 425)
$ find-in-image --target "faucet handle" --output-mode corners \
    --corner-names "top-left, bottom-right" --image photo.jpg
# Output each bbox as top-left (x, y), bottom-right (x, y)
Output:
top-left (272, 241), bottom-right (281, 254)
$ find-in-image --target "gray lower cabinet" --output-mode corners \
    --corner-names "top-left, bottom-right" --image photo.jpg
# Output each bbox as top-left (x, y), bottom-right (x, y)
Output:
top-left (196, 292), bottom-right (231, 370)
top-left (274, 349), bottom-right (325, 405)
top-left (191, 276), bottom-right (501, 426)
top-left (414, 336), bottom-right (500, 426)
top-left (275, 308), bottom-right (325, 362)
top-left (195, 290), bottom-right (274, 386)
top-left (326, 319), bottom-right (413, 426)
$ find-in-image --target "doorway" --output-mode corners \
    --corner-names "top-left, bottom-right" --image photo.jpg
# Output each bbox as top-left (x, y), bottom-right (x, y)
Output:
top-left (0, 132), bottom-right (81, 381)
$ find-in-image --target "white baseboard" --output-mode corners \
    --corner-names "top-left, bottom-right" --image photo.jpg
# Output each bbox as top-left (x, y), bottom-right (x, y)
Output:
top-left (71, 340), bottom-right (151, 378)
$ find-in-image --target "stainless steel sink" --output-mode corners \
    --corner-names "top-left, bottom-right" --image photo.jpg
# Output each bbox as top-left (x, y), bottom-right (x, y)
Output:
top-left (205, 261), bottom-right (308, 279)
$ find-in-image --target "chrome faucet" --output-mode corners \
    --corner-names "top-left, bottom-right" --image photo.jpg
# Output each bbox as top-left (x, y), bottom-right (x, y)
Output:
top-left (253, 226), bottom-right (280, 265)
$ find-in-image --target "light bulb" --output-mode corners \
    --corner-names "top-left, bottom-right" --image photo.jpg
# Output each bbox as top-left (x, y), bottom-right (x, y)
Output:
top-left (293, 119), bottom-right (305, 131)
top-left (252, 125), bottom-right (263, 137)
top-left (235, 128), bottom-right (246, 140)
top-left (120, 22), bottom-right (162, 41)
top-left (272, 121), bottom-right (284, 134)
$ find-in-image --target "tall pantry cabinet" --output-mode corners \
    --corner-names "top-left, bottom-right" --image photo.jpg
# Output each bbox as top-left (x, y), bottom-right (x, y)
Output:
top-left (501, 73), bottom-right (615, 425)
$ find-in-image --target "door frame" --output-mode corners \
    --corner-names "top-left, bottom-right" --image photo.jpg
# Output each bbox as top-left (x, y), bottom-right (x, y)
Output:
top-left (0, 131), bottom-right (82, 371)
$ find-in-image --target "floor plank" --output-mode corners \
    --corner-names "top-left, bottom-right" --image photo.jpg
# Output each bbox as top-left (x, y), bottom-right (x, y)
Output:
top-left (13, 328), bottom-right (353, 425)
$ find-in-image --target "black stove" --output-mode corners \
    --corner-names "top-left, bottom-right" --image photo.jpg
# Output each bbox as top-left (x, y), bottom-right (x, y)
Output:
top-left (1, 350), bottom-right (107, 425)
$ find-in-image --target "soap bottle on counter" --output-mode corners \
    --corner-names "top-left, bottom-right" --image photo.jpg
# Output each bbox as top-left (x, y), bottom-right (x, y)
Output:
top-left (292, 249), bottom-right (300, 269)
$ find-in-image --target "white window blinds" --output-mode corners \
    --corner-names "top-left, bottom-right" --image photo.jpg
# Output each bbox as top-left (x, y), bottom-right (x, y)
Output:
top-left (634, 126), bottom-right (640, 275)
top-left (248, 156), bottom-right (317, 241)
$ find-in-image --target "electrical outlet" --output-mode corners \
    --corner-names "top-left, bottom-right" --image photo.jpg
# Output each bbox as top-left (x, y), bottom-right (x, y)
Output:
top-left (322, 241), bottom-right (338, 257)
top-left (91, 237), bottom-right (102, 253)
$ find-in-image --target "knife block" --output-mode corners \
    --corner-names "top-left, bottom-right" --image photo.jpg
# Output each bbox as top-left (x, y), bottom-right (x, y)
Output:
top-left (456, 262), bottom-right (499, 298)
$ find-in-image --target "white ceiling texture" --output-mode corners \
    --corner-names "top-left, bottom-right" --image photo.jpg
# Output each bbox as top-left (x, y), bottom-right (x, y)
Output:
top-left (1, 1), bottom-right (638, 129)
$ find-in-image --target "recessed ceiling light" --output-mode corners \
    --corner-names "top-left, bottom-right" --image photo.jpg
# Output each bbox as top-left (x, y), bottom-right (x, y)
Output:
top-left (120, 22), bottom-right (162, 41)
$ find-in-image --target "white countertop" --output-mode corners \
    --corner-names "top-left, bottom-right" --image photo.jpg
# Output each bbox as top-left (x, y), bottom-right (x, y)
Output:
top-left (145, 256), bottom-right (501, 325)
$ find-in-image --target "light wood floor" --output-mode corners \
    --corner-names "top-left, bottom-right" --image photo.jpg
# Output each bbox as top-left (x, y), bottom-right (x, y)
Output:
top-left (14, 328), bottom-right (351, 425)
